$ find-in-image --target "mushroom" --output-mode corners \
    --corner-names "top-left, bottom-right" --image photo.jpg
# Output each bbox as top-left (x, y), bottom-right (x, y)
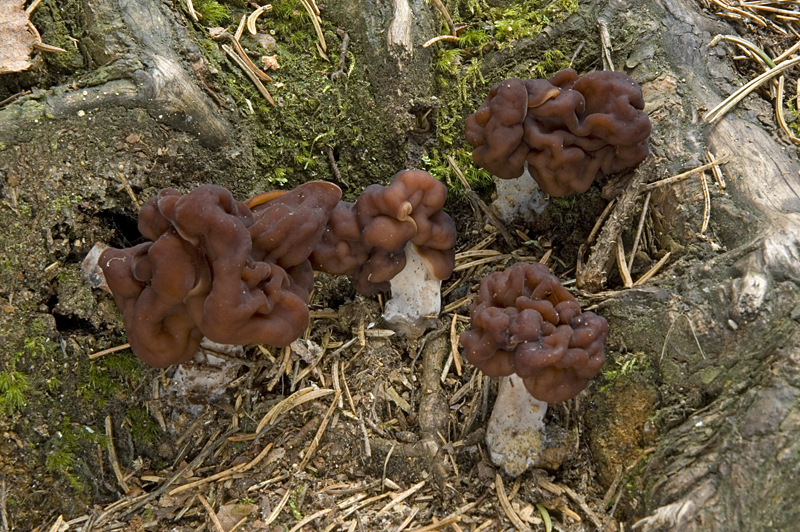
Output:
top-left (312, 169), bottom-right (456, 337)
top-left (465, 69), bottom-right (651, 218)
top-left (94, 182), bottom-right (342, 367)
top-left (460, 262), bottom-right (608, 475)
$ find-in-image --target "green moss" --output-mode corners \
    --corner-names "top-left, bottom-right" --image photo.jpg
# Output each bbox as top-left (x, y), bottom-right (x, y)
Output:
top-left (124, 406), bottom-right (161, 445)
top-left (195, 0), bottom-right (230, 26)
top-left (598, 352), bottom-right (652, 394)
top-left (490, 0), bottom-right (579, 43)
top-left (422, 148), bottom-right (493, 196)
top-left (187, 0), bottom-right (399, 196)
top-left (44, 419), bottom-right (106, 491)
top-left (78, 352), bottom-right (142, 408)
top-left (0, 366), bottom-right (30, 414)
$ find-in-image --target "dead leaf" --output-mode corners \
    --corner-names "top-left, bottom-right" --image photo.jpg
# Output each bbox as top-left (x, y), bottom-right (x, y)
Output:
top-left (216, 503), bottom-right (256, 530)
top-left (0, 0), bottom-right (37, 73)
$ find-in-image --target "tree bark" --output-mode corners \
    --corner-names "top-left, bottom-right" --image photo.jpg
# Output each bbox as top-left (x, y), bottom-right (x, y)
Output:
top-left (585, 1), bottom-right (800, 530)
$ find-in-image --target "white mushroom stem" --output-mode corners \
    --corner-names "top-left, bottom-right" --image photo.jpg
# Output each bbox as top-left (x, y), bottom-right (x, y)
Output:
top-left (491, 164), bottom-right (549, 224)
top-left (485, 373), bottom-right (548, 476)
top-left (383, 242), bottom-right (441, 338)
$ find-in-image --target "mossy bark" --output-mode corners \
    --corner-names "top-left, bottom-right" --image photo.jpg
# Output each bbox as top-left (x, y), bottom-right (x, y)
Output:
top-left (583, 1), bottom-right (800, 530)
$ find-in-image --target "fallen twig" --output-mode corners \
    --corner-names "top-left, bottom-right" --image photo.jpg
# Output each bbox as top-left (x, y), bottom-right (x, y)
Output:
top-left (641, 157), bottom-right (730, 192)
top-left (89, 343), bottom-right (131, 359)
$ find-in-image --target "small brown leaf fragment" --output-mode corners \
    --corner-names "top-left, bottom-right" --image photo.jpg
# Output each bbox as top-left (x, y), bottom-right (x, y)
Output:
top-left (261, 54), bottom-right (280, 70)
top-left (0, 0), bottom-right (37, 73)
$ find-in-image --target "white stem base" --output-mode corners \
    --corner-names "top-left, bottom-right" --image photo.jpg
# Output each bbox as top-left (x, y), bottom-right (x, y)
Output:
top-left (492, 166), bottom-right (549, 223)
top-left (486, 373), bottom-right (548, 476)
top-left (383, 243), bottom-right (441, 338)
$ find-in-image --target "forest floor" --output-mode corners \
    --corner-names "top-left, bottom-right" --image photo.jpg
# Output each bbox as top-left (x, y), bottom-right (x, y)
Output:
top-left (1, 0), bottom-right (796, 531)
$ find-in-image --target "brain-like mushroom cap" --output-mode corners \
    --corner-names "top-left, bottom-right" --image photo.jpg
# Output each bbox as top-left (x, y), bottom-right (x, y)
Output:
top-left (465, 69), bottom-right (651, 196)
top-left (459, 262), bottom-right (608, 402)
top-left (311, 169), bottom-right (456, 294)
top-left (99, 182), bottom-right (342, 367)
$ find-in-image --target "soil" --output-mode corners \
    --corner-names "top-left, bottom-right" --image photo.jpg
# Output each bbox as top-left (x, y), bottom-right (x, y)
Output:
top-left (1, 0), bottom-right (794, 531)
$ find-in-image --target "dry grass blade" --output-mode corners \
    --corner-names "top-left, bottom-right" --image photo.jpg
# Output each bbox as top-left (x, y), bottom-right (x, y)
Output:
top-left (287, 508), bottom-right (333, 532)
top-left (496, 473), bottom-right (530, 531)
top-left (431, 0), bottom-right (456, 36)
top-left (453, 253), bottom-right (512, 272)
top-left (247, 4), bottom-right (273, 35)
top-left (239, 442), bottom-right (274, 472)
top-left (447, 155), bottom-right (517, 247)
top-left (705, 55), bottom-right (800, 123)
top-left (104, 415), bottom-right (130, 493)
top-left (616, 236), bottom-right (633, 288)
top-left (342, 492), bottom-right (391, 517)
top-left (230, 37), bottom-right (272, 81)
top-left (705, 150), bottom-right (727, 188)
top-left (641, 157), bottom-right (730, 191)
top-left (374, 481), bottom-right (426, 518)
top-left (710, 34), bottom-right (776, 67)
top-left (407, 502), bottom-right (477, 532)
top-left (222, 43), bottom-right (275, 106)
top-left (709, 0), bottom-right (767, 26)
top-left (455, 249), bottom-right (502, 261)
top-left (198, 493), bottom-right (225, 532)
top-left (423, 35), bottom-right (460, 47)
top-left (628, 191), bottom-right (651, 272)
top-left (297, 390), bottom-right (341, 470)
top-left (89, 343), bottom-right (131, 359)
top-left (395, 506), bottom-right (420, 532)
top-left (633, 252), bottom-right (672, 286)
top-left (700, 171), bottom-right (711, 233)
top-left (450, 313), bottom-right (462, 376)
top-left (443, 293), bottom-right (475, 314)
top-left (169, 462), bottom-right (246, 495)
top-left (299, 0), bottom-right (327, 52)
top-left (776, 75), bottom-right (800, 146)
top-left (264, 486), bottom-right (294, 526)
top-left (257, 387), bottom-right (335, 433)
top-left (560, 485), bottom-right (604, 530)
top-left (247, 472), bottom-right (290, 492)
top-left (46, 515), bottom-right (63, 532)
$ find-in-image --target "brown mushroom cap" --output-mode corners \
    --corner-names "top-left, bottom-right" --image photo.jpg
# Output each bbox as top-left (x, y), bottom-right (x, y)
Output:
top-left (311, 169), bottom-right (456, 294)
top-left (466, 69), bottom-right (651, 196)
top-left (465, 78), bottom-right (530, 180)
top-left (99, 183), bottom-right (342, 367)
top-left (460, 262), bottom-right (608, 403)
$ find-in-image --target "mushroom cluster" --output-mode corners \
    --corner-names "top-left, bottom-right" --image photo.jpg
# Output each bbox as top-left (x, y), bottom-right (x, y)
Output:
top-left (93, 170), bottom-right (456, 367)
top-left (460, 262), bottom-right (608, 403)
top-left (465, 68), bottom-right (651, 196)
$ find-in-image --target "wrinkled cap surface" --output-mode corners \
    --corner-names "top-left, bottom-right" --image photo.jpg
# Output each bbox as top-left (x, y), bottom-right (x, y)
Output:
top-left (466, 69), bottom-right (651, 196)
top-left (311, 169), bottom-right (456, 294)
top-left (460, 262), bottom-right (608, 402)
top-left (99, 183), bottom-right (341, 367)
